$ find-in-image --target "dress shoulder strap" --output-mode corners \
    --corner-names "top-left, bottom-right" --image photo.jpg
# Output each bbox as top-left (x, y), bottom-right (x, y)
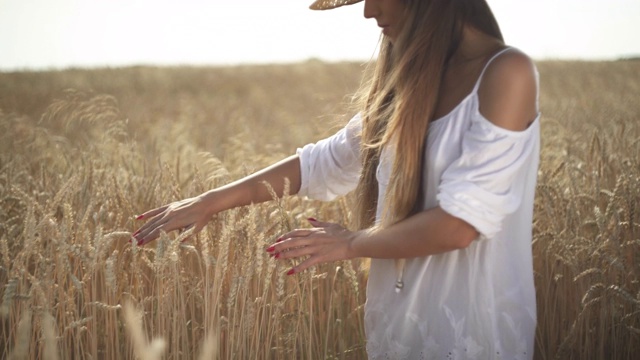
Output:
top-left (471, 47), bottom-right (514, 93)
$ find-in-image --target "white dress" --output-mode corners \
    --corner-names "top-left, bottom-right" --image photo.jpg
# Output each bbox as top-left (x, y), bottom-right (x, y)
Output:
top-left (296, 48), bottom-right (540, 360)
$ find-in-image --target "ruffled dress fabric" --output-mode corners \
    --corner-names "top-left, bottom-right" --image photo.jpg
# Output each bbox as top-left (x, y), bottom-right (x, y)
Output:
top-left (296, 49), bottom-right (540, 360)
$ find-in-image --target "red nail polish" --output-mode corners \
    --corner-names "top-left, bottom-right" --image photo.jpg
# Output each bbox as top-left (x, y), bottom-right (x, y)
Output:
top-left (274, 253), bottom-right (280, 259)
top-left (135, 214), bottom-right (144, 220)
top-left (286, 268), bottom-right (295, 276)
top-left (137, 239), bottom-right (144, 246)
top-left (307, 217), bottom-right (317, 222)
top-left (276, 237), bottom-right (283, 243)
top-left (266, 245), bottom-right (276, 253)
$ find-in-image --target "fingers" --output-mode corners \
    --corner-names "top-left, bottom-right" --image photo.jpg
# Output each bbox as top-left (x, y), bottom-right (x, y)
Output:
top-left (135, 206), bottom-right (168, 221)
top-left (135, 221), bottom-right (195, 246)
top-left (134, 223), bottom-right (166, 246)
top-left (276, 244), bottom-right (323, 262)
top-left (306, 217), bottom-right (332, 227)
top-left (271, 239), bottom-right (343, 275)
top-left (131, 207), bottom-right (168, 244)
top-left (132, 198), bottom-right (205, 246)
top-left (267, 241), bottom-right (324, 275)
top-left (267, 219), bottom-right (353, 275)
top-left (268, 237), bottom-right (317, 255)
top-left (285, 255), bottom-right (321, 275)
top-left (133, 215), bottom-right (169, 245)
top-left (277, 217), bottom-right (341, 243)
top-left (278, 228), bottom-right (317, 242)
top-left (133, 212), bottom-right (188, 246)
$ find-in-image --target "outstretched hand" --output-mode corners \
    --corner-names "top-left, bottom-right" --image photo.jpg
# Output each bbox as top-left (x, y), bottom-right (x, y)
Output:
top-left (132, 196), bottom-right (215, 246)
top-left (267, 218), bottom-right (361, 275)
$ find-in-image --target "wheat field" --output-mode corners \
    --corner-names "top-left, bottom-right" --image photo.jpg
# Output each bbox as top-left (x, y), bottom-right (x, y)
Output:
top-left (0, 59), bottom-right (638, 359)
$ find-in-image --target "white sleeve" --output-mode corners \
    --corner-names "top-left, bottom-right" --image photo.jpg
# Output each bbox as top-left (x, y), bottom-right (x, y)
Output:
top-left (437, 114), bottom-right (539, 240)
top-left (296, 114), bottom-right (362, 201)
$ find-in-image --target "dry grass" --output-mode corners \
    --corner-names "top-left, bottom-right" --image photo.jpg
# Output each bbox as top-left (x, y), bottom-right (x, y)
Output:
top-left (0, 59), bottom-right (638, 359)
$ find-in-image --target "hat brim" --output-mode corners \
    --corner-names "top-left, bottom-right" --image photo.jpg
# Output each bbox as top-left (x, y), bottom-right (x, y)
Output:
top-left (309, 0), bottom-right (364, 10)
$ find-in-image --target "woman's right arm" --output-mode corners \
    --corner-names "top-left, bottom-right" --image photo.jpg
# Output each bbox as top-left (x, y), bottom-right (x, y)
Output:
top-left (134, 112), bottom-right (363, 245)
top-left (133, 154), bottom-right (301, 245)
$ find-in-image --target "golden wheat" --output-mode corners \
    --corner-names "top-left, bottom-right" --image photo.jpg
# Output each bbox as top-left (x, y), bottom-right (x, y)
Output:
top-left (0, 60), bottom-right (638, 359)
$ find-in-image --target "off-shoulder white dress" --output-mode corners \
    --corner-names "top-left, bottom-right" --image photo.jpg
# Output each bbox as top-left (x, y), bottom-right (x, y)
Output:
top-left (296, 48), bottom-right (540, 360)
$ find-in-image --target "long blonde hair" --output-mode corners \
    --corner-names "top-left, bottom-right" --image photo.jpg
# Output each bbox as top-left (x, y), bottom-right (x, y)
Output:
top-left (353, 0), bottom-right (503, 231)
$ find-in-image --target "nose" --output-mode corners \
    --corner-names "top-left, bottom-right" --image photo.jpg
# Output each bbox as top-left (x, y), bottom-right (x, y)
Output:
top-left (363, 0), bottom-right (379, 19)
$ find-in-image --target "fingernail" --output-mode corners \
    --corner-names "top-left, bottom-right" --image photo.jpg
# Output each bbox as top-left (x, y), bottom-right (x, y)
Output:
top-left (266, 245), bottom-right (276, 253)
top-left (133, 230), bottom-right (140, 236)
top-left (135, 214), bottom-right (144, 220)
top-left (274, 253), bottom-right (280, 259)
top-left (137, 239), bottom-right (144, 246)
top-left (307, 217), bottom-right (317, 222)
top-left (276, 237), bottom-right (284, 243)
top-left (286, 268), bottom-right (295, 276)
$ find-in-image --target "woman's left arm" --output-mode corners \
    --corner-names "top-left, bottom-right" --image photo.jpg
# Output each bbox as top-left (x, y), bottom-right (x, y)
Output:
top-left (269, 207), bottom-right (477, 275)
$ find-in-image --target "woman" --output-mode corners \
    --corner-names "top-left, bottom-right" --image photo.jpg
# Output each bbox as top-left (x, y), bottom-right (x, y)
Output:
top-left (134, 0), bottom-right (540, 358)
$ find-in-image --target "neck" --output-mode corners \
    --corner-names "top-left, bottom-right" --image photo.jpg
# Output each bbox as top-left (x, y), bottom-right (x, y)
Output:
top-left (450, 25), bottom-right (504, 65)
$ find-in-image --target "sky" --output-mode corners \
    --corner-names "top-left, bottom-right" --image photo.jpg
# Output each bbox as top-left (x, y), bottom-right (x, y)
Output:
top-left (1, 0), bottom-right (639, 71)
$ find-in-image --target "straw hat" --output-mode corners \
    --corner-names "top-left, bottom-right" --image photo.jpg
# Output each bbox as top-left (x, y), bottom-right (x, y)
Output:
top-left (309, 0), bottom-right (364, 10)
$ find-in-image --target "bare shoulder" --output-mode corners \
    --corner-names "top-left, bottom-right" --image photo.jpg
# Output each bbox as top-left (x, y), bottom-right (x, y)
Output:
top-left (477, 48), bottom-right (539, 132)
top-left (484, 48), bottom-right (537, 83)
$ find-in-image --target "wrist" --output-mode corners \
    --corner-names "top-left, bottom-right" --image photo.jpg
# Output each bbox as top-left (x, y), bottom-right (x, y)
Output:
top-left (347, 229), bottom-right (369, 259)
top-left (199, 189), bottom-right (225, 216)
